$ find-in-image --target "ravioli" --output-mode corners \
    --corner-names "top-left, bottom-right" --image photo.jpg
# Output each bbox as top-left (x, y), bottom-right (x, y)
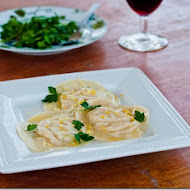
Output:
top-left (17, 109), bottom-right (84, 152)
top-left (43, 79), bottom-right (120, 111)
top-left (76, 98), bottom-right (149, 142)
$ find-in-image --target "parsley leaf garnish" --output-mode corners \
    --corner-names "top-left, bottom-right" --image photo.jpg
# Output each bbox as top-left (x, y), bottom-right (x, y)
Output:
top-left (91, 20), bottom-right (105, 29)
top-left (72, 120), bottom-right (94, 143)
top-left (74, 132), bottom-right (94, 143)
top-left (59, 15), bottom-right (65, 19)
top-left (134, 111), bottom-right (146, 122)
top-left (42, 86), bottom-right (59, 103)
top-left (73, 120), bottom-right (84, 131)
top-left (81, 101), bottom-right (101, 111)
top-left (74, 134), bottom-right (81, 143)
top-left (42, 94), bottom-right (58, 103)
top-left (27, 124), bottom-right (37, 131)
top-left (15, 9), bottom-right (26, 17)
top-left (75, 9), bottom-right (80, 13)
top-left (48, 86), bottom-right (57, 94)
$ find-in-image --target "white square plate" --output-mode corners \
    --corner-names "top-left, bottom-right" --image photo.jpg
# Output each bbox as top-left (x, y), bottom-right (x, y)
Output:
top-left (0, 67), bottom-right (189, 174)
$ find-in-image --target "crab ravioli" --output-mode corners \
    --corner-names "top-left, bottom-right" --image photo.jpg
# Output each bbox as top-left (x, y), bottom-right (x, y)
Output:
top-left (43, 79), bottom-right (120, 112)
top-left (16, 109), bottom-right (86, 152)
top-left (76, 98), bottom-right (149, 142)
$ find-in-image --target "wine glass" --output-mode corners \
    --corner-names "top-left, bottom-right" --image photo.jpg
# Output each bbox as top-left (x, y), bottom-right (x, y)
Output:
top-left (118, 0), bottom-right (168, 52)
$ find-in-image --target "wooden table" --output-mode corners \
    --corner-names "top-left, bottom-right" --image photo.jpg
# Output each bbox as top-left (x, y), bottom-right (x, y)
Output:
top-left (0, 0), bottom-right (190, 188)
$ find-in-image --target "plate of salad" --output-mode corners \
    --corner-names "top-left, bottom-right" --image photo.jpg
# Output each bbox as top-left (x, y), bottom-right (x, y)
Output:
top-left (0, 6), bottom-right (107, 55)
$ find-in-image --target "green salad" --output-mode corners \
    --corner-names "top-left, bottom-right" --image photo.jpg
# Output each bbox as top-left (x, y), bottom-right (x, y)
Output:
top-left (0, 9), bottom-right (78, 49)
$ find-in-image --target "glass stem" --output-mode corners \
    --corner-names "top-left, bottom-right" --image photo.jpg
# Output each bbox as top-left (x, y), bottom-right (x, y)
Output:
top-left (140, 16), bottom-right (148, 34)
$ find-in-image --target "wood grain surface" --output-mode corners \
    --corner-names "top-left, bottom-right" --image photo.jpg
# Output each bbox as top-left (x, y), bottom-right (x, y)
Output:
top-left (0, 0), bottom-right (190, 188)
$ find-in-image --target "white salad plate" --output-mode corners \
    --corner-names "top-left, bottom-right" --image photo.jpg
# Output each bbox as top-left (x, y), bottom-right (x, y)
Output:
top-left (0, 67), bottom-right (190, 174)
top-left (0, 6), bottom-right (107, 55)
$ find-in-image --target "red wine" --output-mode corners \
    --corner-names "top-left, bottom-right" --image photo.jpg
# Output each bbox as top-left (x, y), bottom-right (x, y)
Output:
top-left (126, 0), bottom-right (162, 16)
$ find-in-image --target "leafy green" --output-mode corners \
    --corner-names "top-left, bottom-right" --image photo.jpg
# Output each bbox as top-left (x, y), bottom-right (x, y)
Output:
top-left (27, 124), bottom-right (37, 131)
top-left (42, 86), bottom-right (59, 103)
top-left (79, 132), bottom-right (94, 141)
top-left (81, 101), bottom-right (101, 111)
top-left (15, 9), bottom-right (26, 17)
top-left (75, 9), bottom-right (80, 13)
top-left (134, 111), bottom-right (146, 122)
top-left (91, 20), bottom-right (104, 29)
top-left (59, 15), bottom-right (65, 19)
top-left (73, 120), bottom-right (84, 131)
top-left (73, 121), bottom-right (94, 143)
top-left (1, 16), bottom-right (23, 43)
top-left (0, 44), bottom-right (9, 48)
top-left (74, 134), bottom-right (81, 143)
top-left (42, 94), bottom-right (58, 103)
top-left (48, 86), bottom-right (57, 94)
top-left (0, 15), bottom-right (78, 49)
top-left (74, 132), bottom-right (94, 143)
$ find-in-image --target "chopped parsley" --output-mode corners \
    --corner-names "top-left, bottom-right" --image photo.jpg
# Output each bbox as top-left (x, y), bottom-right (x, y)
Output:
top-left (72, 120), bottom-right (84, 131)
top-left (0, 15), bottom-right (78, 49)
top-left (59, 15), bottom-right (65, 19)
top-left (27, 124), bottom-right (37, 131)
top-left (48, 86), bottom-right (57, 94)
top-left (74, 132), bottom-right (94, 143)
top-left (81, 101), bottom-right (101, 111)
top-left (75, 9), bottom-right (80, 13)
top-left (74, 134), bottom-right (81, 143)
top-left (0, 45), bottom-right (9, 48)
top-left (41, 86), bottom-right (59, 103)
top-left (134, 111), bottom-right (146, 122)
top-left (15, 9), bottom-right (26, 17)
top-left (73, 120), bottom-right (94, 143)
top-left (91, 20), bottom-right (104, 29)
